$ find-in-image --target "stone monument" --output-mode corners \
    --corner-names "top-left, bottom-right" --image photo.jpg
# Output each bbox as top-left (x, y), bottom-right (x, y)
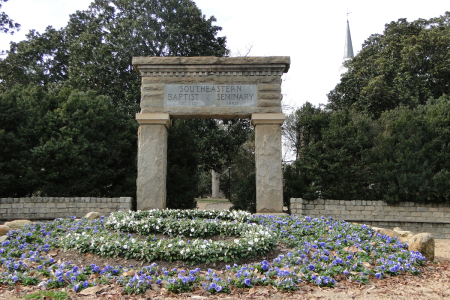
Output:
top-left (133, 56), bottom-right (290, 213)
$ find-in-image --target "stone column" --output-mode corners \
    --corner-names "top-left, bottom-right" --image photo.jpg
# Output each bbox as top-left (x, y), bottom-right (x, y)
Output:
top-left (136, 113), bottom-right (171, 210)
top-left (251, 113), bottom-right (285, 213)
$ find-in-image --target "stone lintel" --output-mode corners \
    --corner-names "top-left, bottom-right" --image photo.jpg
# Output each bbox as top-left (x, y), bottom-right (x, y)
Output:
top-left (251, 113), bottom-right (285, 126)
top-left (133, 56), bottom-right (291, 74)
top-left (136, 113), bottom-right (171, 127)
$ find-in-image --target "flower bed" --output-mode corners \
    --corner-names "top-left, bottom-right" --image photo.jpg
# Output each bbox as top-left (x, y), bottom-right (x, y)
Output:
top-left (0, 210), bottom-right (427, 296)
top-left (60, 209), bottom-right (276, 264)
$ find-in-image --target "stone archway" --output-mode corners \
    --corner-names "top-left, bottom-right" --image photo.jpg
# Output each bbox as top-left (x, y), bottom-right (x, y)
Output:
top-left (133, 56), bottom-right (290, 214)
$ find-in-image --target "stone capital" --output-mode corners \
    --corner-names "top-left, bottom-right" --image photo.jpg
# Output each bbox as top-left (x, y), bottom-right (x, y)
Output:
top-left (251, 113), bottom-right (285, 126)
top-left (136, 113), bottom-right (171, 127)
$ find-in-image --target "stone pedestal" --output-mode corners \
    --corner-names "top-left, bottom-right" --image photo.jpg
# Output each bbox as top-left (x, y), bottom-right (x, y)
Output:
top-left (252, 113), bottom-right (285, 213)
top-left (136, 113), bottom-right (171, 210)
top-left (211, 170), bottom-right (222, 199)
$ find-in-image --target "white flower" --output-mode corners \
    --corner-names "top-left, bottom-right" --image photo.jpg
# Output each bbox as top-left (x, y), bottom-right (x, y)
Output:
top-left (124, 245), bottom-right (128, 249)
top-left (168, 244), bottom-right (172, 248)
top-left (201, 245), bottom-right (206, 249)
top-left (191, 228), bottom-right (195, 232)
top-left (248, 247), bottom-right (252, 251)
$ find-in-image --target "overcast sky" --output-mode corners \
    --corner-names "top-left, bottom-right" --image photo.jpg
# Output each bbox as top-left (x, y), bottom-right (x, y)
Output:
top-left (1, 0), bottom-right (449, 112)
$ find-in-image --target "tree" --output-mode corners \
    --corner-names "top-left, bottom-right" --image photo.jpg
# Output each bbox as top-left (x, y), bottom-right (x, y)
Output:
top-left (0, 0), bottom-right (20, 34)
top-left (282, 102), bottom-right (330, 159)
top-left (283, 104), bottom-right (379, 201)
top-left (0, 85), bottom-right (137, 198)
top-left (328, 12), bottom-right (450, 118)
top-left (0, 27), bottom-right (69, 91)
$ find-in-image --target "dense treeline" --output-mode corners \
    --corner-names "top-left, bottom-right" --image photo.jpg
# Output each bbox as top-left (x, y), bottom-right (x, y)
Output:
top-left (284, 12), bottom-right (450, 205)
top-left (284, 96), bottom-right (450, 204)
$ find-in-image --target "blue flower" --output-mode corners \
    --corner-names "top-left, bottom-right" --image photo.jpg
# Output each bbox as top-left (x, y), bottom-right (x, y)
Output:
top-left (215, 285), bottom-right (222, 292)
top-left (375, 273), bottom-right (382, 279)
top-left (244, 278), bottom-right (251, 286)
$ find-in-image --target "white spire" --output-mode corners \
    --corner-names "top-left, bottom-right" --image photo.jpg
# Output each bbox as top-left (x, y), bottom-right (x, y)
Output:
top-left (343, 20), bottom-right (354, 59)
top-left (340, 15), bottom-right (354, 73)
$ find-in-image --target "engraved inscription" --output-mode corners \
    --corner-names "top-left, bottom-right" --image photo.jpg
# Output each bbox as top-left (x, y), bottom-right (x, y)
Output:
top-left (165, 84), bottom-right (257, 107)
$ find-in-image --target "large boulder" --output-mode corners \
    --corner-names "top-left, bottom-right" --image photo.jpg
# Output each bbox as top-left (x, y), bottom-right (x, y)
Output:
top-left (0, 225), bottom-right (10, 236)
top-left (4, 220), bottom-right (32, 230)
top-left (408, 233), bottom-right (435, 262)
top-left (0, 236), bottom-right (7, 243)
top-left (85, 212), bottom-right (100, 219)
top-left (393, 229), bottom-right (414, 243)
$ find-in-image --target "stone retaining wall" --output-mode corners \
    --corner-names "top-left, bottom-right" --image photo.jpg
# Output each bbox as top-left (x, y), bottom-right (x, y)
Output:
top-left (0, 197), bottom-right (132, 221)
top-left (290, 198), bottom-right (450, 239)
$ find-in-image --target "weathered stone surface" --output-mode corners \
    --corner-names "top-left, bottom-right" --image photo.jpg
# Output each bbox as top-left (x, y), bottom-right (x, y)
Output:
top-left (393, 229), bottom-right (414, 243)
top-left (0, 236), bottom-right (7, 243)
top-left (258, 100), bottom-right (281, 107)
top-left (142, 76), bottom-right (282, 85)
top-left (254, 122), bottom-right (283, 213)
top-left (0, 225), bottom-right (10, 236)
top-left (4, 220), bottom-right (32, 230)
top-left (142, 106), bottom-right (282, 119)
top-left (137, 124), bottom-right (168, 210)
top-left (133, 56), bottom-right (290, 70)
top-left (85, 212), bottom-right (100, 219)
top-left (409, 233), bottom-right (435, 261)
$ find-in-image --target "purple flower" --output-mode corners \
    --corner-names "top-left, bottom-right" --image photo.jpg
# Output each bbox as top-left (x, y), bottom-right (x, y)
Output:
top-left (376, 273), bottom-right (382, 279)
top-left (244, 278), bottom-right (251, 286)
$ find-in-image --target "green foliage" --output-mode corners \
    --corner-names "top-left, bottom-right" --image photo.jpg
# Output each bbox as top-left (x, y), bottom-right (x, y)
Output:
top-left (24, 290), bottom-right (68, 300)
top-left (0, 85), bottom-right (137, 198)
top-left (0, 0), bottom-right (20, 34)
top-left (374, 96), bottom-right (450, 203)
top-left (167, 120), bottom-right (199, 209)
top-left (328, 12), bottom-right (450, 118)
top-left (0, 85), bottom-right (60, 196)
top-left (231, 172), bottom-right (256, 213)
top-left (285, 98), bottom-right (450, 204)
top-left (229, 138), bottom-right (256, 212)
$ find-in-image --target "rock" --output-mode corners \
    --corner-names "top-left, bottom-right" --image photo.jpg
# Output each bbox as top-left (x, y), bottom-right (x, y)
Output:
top-left (4, 220), bottom-right (32, 230)
top-left (0, 225), bottom-right (10, 236)
top-left (393, 227), bottom-right (403, 232)
top-left (393, 230), bottom-right (414, 243)
top-left (79, 285), bottom-right (103, 295)
top-left (85, 212), bottom-right (100, 219)
top-left (408, 233), bottom-right (435, 262)
top-left (0, 236), bottom-right (7, 243)
top-left (378, 228), bottom-right (400, 239)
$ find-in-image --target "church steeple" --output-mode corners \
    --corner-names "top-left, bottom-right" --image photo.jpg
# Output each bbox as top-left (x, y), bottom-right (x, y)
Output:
top-left (343, 20), bottom-right (354, 59)
top-left (340, 16), bottom-right (354, 72)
